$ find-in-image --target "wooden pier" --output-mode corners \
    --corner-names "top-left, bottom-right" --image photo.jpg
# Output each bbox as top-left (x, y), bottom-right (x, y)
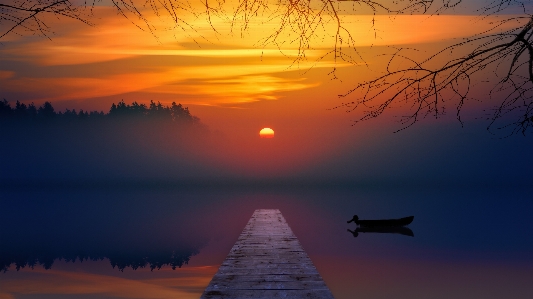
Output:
top-left (201, 209), bottom-right (335, 299)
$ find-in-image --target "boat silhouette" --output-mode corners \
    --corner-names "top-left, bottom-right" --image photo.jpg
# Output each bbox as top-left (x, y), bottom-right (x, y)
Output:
top-left (347, 215), bottom-right (414, 227)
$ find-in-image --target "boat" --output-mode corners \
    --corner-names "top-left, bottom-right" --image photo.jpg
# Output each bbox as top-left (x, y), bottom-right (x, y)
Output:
top-left (347, 215), bottom-right (414, 227)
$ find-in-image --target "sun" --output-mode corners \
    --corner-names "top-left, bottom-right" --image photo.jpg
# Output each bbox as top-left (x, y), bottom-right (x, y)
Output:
top-left (259, 128), bottom-right (274, 138)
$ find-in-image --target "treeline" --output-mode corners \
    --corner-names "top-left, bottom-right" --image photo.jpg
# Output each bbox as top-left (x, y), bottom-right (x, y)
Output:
top-left (0, 99), bottom-right (199, 123)
top-left (1, 248), bottom-right (199, 272)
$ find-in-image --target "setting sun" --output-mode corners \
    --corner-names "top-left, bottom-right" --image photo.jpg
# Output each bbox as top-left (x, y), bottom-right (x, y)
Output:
top-left (259, 128), bottom-right (275, 138)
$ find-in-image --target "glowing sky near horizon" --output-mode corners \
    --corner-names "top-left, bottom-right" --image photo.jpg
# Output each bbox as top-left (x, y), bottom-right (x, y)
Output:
top-left (0, 4), bottom-right (530, 179)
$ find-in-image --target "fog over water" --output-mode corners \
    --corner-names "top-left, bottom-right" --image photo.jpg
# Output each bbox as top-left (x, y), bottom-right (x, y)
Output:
top-left (2, 109), bottom-right (533, 185)
top-left (1, 103), bottom-right (533, 298)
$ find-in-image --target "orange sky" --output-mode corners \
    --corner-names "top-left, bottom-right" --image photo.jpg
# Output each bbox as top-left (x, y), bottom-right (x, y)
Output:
top-left (0, 5), bottom-right (527, 178)
top-left (1, 8), bottom-right (523, 108)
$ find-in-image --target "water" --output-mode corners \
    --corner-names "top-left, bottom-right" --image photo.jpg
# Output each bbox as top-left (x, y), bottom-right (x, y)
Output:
top-left (1, 184), bottom-right (532, 299)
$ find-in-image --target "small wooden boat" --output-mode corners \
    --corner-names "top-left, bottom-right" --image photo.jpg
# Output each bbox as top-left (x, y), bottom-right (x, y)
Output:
top-left (347, 215), bottom-right (414, 227)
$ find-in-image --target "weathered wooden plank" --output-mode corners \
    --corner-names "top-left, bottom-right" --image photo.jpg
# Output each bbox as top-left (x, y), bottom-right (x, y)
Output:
top-left (202, 289), bottom-right (334, 299)
top-left (211, 268), bottom-right (320, 276)
top-left (201, 209), bottom-right (335, 299)
top-left (204, 280), bottom-right (330, 290)
top-left (207, 274), bottom-right (327, 283)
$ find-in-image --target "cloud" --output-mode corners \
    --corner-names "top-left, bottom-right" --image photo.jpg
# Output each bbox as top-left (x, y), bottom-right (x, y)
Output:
top-left (0, 59), bottom-right (332, 106)
top-left (146, 74), bottom-right (320, 105)
top-left (338, 15), bottom-right (527, 47)
top-left (0, 71), bottom-right (14, 80)
top-left (2, 6), bottom-right (519, 107)
top-left (0, 5), bottom-right (343, 106)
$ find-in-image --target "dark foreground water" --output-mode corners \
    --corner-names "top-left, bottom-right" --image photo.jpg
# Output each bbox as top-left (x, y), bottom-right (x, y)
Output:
top-left (1, 183), bottom-right (532, 299)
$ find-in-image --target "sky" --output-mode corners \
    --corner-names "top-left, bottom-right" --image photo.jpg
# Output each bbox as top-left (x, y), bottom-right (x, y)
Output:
top-left (1, 1), bottom-right (533, 184)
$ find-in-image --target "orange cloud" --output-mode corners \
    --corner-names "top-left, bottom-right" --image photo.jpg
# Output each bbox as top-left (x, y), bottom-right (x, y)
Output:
top-left (1, 64), bottom-right (330, 106)
top-left (0, 70), bottom-right (14, 80)
top-left (147, 75), bottom-right (320, 105)
top-left (342, 15), bottom-right (527, 47)
top-left (1, 5), bottom-right (525, 108)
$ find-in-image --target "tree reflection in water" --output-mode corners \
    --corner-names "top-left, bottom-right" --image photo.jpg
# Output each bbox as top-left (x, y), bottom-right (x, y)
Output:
top-left (0, 188), bottom-right (207, 273)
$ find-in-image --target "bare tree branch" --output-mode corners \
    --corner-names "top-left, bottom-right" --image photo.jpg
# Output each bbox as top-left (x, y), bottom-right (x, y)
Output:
top-left (0, 1), bottom-right (94, 39)
top-left (2, 0), bottom-right (533, 135)
top-left (334, 11), bottom-right (533, 136)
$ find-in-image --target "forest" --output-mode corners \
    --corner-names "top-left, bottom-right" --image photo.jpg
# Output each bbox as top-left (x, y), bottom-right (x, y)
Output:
top-left (0, 100), bottom-right (199, 124)
top-left (0, 99), bottom-right (206, 182)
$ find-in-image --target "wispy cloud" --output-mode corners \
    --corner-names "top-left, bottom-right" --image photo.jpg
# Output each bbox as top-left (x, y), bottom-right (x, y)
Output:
top-left (0, 6), bottom-right (524, 107)
top-left (145, 74), bottom-right (321, 105)
top-left (0, 63), bottom-right (328, 105)
top-left (0, 70), bottom-right (14, 80)
top-left (335, 15), bottom-right (526, 47)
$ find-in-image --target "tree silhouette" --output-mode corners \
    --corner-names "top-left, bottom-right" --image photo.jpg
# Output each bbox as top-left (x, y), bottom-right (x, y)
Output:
top-left (0, 100), bottom-right (198, 124)
top-left (335, 4), bottom-right (533, 136)
top-left (238, 0), bottom-right (533, 136)
top-left (0, 0), bottom-right (94, 39)
top-left (37, 101), bottom-right (55, 119)
top-left (0, 99), bottom-right (13, 117)
top-left (2, 0), bottom-right (532, 135)
top-left (0, 0), bottom-right (198, 40)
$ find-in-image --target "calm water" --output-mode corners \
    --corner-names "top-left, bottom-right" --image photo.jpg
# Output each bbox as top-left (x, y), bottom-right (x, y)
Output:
top-left (1, 184), bottom-right (532, 299)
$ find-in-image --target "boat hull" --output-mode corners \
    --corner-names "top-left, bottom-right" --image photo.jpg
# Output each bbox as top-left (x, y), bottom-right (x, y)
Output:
top-left (357, 216), bottom-right (414, 227)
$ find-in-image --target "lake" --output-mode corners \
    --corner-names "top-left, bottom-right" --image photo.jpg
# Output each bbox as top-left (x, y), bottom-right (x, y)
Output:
top-left (1, 183), bottom-right (532, 299)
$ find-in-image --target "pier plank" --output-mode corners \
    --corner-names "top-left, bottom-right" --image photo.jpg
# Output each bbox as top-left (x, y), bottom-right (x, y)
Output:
top-left (201, 209), bottom-right (334, 299)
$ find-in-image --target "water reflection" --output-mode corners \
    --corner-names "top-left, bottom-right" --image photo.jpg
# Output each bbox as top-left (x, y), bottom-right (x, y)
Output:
top-left (1, 185), bottom-right (533, 299)
top-left (346, 215), bottom-right (414, 227)
top-left (0, 188), bottom-right (208, 273)
top-left (0, 248), bottom-right (200, 272)
top-left (347, 226), bottom-right (415, 237)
